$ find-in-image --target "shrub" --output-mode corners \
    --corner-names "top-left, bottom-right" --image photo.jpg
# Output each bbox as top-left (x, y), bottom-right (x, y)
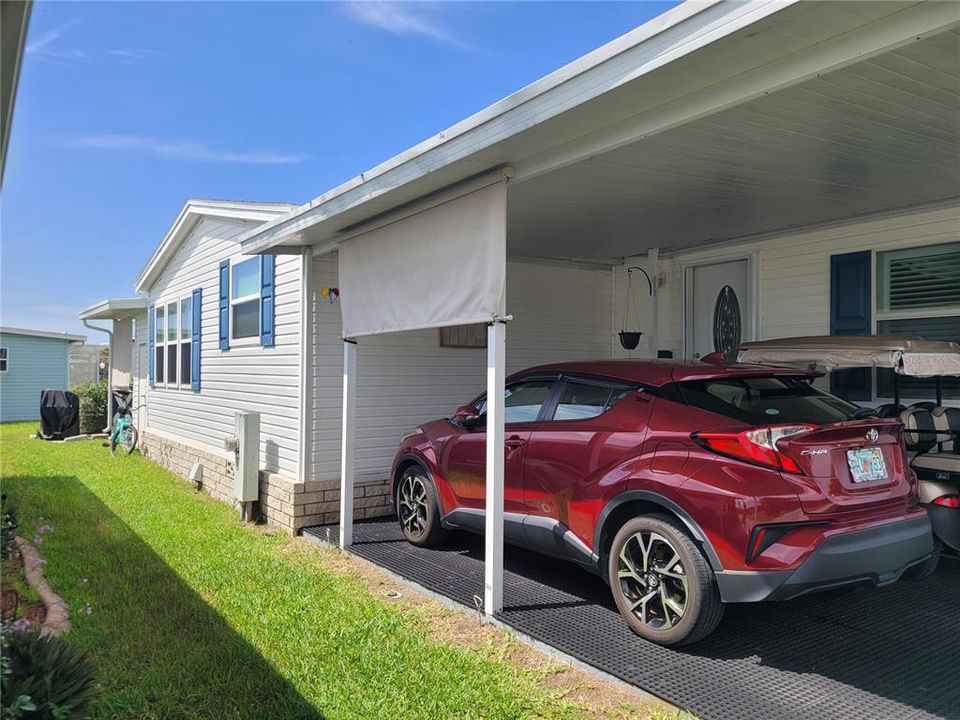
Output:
top-left (71, 381), bottom-right (107, 435)
top-left (1, 627), bottom-right (98, 719)
top-left (0, 496), bottom-right (17, 562)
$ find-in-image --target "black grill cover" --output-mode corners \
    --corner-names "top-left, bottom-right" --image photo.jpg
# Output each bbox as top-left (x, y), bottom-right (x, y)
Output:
top-left (39, 390), bottom-right (80, 440)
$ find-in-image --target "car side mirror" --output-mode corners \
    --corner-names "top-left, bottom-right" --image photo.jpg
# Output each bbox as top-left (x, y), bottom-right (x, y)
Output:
top-left (455, 405), bottom-right (483, 428)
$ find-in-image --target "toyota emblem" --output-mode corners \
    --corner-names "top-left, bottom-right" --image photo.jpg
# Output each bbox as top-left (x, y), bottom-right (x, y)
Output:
top-left (866, 428), bottom-right (879, 443)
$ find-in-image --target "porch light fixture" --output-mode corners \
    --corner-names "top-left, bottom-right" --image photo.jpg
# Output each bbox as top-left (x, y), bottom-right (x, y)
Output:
top-left (619, 266), bottom-right (654, 351)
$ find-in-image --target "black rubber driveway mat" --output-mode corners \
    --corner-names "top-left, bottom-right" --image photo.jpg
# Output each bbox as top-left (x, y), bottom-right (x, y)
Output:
top-left (303, 521), bottom-right (960, 720)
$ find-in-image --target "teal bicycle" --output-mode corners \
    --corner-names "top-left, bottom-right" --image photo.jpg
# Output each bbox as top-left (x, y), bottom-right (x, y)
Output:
top-left (109, 392), bottom-right (142, 456)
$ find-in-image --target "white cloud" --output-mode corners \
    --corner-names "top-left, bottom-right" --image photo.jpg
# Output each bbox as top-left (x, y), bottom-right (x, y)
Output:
top-left (26, 20), bottom-right (161, 64)
top-left (25, 19), bottom-right (87, 61)
top-left (70, 134), bottom-right (308, 165)
top-left (344, 2), bottom-right (472, 50)
top-left (105, 49), bottom-right (165, 62)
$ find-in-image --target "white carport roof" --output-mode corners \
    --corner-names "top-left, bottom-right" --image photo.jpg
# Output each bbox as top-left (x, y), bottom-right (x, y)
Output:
top-left (239, 0), bottom-right (960, 261)
top-left (78, 297), bottom-right (148, 321)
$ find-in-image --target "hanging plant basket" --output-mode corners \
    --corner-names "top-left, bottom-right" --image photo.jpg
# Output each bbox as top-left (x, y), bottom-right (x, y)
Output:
top-left (618, 266), bottom-right (654, 352)
top-left (618, 331), bottom-right (643, 351)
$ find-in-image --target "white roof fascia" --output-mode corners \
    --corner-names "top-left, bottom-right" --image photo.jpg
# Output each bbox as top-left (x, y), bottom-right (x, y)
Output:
top-left (134, 199), bottom-right (297, 294)
top-left (238, 0), bottom-right (792, 254)
top-left (0, 326), bottom-right (86, 343)
top-left (78, 297), bottom-right (148, 321)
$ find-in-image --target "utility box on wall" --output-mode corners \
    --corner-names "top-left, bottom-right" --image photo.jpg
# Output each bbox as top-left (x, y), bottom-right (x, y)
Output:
top-left (234, 411), bottom-right (260, 503)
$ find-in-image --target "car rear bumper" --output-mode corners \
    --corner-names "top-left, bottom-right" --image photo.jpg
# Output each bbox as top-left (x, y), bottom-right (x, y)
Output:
top-left (715, 513), bottom-right (934, 603)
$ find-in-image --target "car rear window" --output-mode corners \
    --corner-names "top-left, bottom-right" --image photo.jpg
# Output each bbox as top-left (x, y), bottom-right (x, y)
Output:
top-left (677, 376), bottom-right (858, 425)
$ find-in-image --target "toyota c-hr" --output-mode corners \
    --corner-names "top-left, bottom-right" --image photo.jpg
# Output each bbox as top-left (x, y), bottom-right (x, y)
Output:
top-left (390, 360), bottom-right (934, 645)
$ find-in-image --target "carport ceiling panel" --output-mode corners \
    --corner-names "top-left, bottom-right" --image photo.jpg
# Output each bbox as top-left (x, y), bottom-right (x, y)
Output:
top-left (507, 29), bottom-right (960, 260)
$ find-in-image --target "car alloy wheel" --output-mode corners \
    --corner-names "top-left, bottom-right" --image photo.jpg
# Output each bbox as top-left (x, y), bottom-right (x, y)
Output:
top-left (398, 472), bottom-right (429, 538)
top-left (617, 530), bottom-right (688, 630)
top-left (608, 515), bottom-right (723, 645)
top-left (395, 465), bottom-right (449, 547)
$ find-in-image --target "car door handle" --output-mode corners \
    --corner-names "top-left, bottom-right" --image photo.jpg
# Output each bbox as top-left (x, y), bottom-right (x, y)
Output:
top-left (505, 436), bottom-right (526, 449)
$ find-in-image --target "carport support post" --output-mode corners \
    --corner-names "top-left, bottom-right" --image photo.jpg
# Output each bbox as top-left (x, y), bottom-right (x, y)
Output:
top-left (484, 319), bottom-right (506, 616)
top-left (339, 338), bottom-right (357, 549)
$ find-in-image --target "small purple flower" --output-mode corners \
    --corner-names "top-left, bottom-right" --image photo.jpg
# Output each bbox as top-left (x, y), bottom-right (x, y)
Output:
top-left (11, 618), bottom-right (32, 632)
top-left (37, 524), bottom-right (54, 534)
top-left (33, 536), bottom-right (42, 545)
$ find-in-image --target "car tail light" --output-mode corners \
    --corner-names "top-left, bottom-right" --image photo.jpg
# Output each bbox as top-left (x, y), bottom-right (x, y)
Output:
top-left (694, 424), bottom-right (816, 474)
top-left (932, 495), bottom-right (960, 508)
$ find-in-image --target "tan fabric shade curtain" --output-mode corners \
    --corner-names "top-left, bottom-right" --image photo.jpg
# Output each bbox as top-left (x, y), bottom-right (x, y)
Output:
top-left (337, 178), bottom-right (507, 338)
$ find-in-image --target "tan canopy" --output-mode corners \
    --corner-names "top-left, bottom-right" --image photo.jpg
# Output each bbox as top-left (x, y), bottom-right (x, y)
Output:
top-left (737, 335), bottom-right (960, 377)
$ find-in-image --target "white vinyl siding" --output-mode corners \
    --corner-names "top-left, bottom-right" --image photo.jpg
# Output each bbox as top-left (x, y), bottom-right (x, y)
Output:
top-left (145, 217), bottom-right (303, 479)
top-left (613, 200), bottom-right (959, 405)
top-left (613, 202), bottom-right (960, 359)
top-left (307, 255), bottom-right (613, 482)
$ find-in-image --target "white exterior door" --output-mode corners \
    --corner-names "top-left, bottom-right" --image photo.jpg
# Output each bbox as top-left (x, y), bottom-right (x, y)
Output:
top-left (685, 259), bottom-right (752, 360)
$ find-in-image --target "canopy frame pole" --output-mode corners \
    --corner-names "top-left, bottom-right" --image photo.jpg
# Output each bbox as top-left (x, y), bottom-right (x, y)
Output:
top-left (339, 338), bottom-right (357, 549)
top-left (484, 319), bottom-right (506, 616)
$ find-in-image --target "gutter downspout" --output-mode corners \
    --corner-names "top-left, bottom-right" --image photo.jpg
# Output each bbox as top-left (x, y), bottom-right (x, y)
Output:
top-left (82, 319), bottom-right (113, 432)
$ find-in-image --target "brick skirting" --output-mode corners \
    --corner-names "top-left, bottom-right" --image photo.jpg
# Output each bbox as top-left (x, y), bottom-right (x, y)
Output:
top-left (139, 430), bottom-right (393, 534)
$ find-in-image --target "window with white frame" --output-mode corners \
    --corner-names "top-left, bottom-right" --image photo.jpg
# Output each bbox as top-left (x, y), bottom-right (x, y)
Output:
top-left (180, 295), bottom-right (193, 386)
top-left (0, 348), bottom-right (8, 372)
top-left (230, 258), bottom-right (260, 340)
top-left (155, 295), bottom-right (195, 388)
top-left (876, 241), bottom-right (960, 399)
top-left (154, 305), bottom-right (165, 383)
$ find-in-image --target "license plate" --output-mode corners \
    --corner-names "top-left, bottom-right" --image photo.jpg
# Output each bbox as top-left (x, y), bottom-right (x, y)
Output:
top-left (846, 447), bottom-right (887, 483)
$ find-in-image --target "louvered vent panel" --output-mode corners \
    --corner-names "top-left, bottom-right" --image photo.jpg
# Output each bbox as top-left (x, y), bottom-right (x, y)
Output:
top-left (887, 246), bottom-right (960, 310)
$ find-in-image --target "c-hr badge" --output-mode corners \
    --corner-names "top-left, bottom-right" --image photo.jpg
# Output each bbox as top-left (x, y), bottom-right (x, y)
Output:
top-left (866, 428), bottom-right (879, 443)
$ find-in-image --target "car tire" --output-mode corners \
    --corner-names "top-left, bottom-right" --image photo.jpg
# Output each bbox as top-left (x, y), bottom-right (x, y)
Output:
top-left (396, 464), bottom-right (449, 548)
top-left (608, 514), bottom-right (724, 646)
top-left (903, 539), bottom-right (940, 581)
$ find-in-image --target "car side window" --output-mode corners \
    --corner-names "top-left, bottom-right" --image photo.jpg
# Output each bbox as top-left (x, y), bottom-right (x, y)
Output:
top-left (554, 382), bottom-right (611, 420)
top-left (552, 381), bottom-right (634, 421)
top-left (476, 379), bottom-right (554, 424)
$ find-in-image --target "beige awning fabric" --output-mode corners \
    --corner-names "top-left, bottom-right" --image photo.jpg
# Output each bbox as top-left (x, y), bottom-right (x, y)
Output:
top-left (737, 336), bottom-right (960, 377)
top-left (337, 178), bottom-right (507, 338)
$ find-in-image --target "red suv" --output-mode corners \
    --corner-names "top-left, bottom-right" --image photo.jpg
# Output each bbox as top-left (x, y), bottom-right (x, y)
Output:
top-left (390, 360), bottom-right (934, 645)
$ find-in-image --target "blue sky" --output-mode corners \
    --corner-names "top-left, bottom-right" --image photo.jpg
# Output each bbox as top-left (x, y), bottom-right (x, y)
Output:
top-left (2, 1), bottom-right (677, 336)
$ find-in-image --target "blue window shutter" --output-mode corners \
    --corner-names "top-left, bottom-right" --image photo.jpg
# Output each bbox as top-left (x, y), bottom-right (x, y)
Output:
top-left (830, 251), bottom-right (872, 401)
top-left (260, 254), bottom-right (276, 347)
top-left (191, 288), bottom-right (202, 391)
top-left (219, 260), bottom-right (230, 350)
top-left (147, 305), bottom-right (156, 387)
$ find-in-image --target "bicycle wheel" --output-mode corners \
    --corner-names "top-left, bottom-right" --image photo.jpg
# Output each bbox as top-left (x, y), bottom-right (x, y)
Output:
top-left (111, 426), bottom-right (138, 456)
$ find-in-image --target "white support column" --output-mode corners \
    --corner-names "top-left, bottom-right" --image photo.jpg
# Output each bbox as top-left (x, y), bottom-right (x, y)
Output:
top-left (484, 319), bottom-right (506, 616)
top-left (339, 338), bottom-right (357, 549)
top-left (648, 248), bottom-right (659, 358)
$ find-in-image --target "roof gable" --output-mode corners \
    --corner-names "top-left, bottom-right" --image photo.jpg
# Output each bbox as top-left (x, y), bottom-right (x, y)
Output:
top-left (135, 199), bottom-right (296, 293)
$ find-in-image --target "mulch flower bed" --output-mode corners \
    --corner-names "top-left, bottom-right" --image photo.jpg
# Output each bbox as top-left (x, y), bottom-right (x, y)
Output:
top-left (1, 543), bottom-right (47, 632)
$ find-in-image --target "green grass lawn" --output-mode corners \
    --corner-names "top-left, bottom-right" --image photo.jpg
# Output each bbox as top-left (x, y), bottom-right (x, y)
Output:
top-left (0, 422), bottom-right (671, 720)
